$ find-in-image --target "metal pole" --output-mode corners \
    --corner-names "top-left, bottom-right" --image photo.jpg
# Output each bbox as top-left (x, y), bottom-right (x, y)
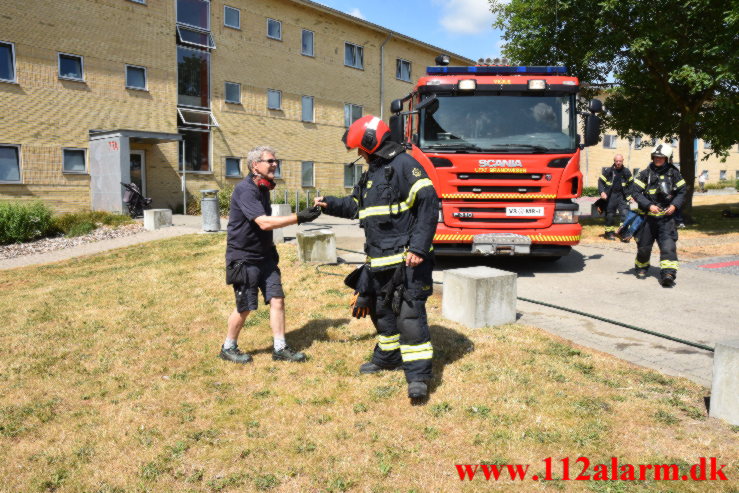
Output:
top-left (283, 189), bottom-right (287, 205)
top-left (294, 190), bottom-right (299, 213)
top-left (181, 140), bottom-right (187, 215)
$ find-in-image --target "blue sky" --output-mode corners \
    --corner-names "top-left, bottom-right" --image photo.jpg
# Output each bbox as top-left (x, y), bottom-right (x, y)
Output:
top-left (313, 0), bottom-right (505, 62)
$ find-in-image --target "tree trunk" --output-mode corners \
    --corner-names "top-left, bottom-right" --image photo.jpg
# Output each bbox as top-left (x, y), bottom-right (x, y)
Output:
top-left (678, 120), bottom-right (696, 222)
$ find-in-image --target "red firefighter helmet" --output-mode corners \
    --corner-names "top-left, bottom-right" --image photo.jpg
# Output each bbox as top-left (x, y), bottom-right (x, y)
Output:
top-left (342, 115), bottom-right (390, 155)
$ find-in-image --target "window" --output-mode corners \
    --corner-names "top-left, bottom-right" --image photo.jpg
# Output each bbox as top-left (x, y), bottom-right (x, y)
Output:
top-left (720, 170), bottom-right (727, 181)
top-left (396, 58), bottom-right (411, 82)
top-left (176, 26), bottom-right (216, 49)
top-left (344, 162), bottom-right (362, 188)
top-left (301, 161), bottom-right (314, 187)
top-left (225, 82), bottom-right (241, 103)
top-left (703, 140), bottom-right (712, 149)
top-left (736, 170), bottom-right (739, 181)
top-left (301, 29), bottom-right (314, 56)
top-left (177, 0), bottom-right (210, 30)
top-left (344, 42), bottom-right (363, 69)
top-left (344, 103), bottom-right (362, 127)
top-left (63, 148), bottom-right (86, 173)
top-left (603, 135), bottom-right (617, 149)
top-left (179, 129), bottom-right (210, 172)
top-left (273, 161), bottom-right (282, 179)
top-left (0, 41), bottom-right (16, 83)
top-left (225, 157), bottom-right (241, 177)
top-left (702, 170), bottom-right (709, 180)
top-left (224, 6), bottom-right (240, 29)
top-left (58, 53), bottom-right (84, 81)
top-left (633, 168), bottom-right (640, 176)
top-left (177, 46), bottom-right (210, 107)
top-left (267, 89), bottom-right (281, 110)
top-left (0, 145), bottom-right (21, 182)
top-left (267, 19), bottom-right (282, 40)
top-left (301, 96), bottom-right (314, 122)
top-left (633, 136), bottom-right (642, 148)
top-left (125, 65), bottom-right (147, 90)
top-left (177, 107), bottom-right (218, 127)
top-left (128, 0), bottom-right (146, 3)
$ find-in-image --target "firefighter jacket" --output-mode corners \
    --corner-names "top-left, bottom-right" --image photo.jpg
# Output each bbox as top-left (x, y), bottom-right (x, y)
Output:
top-left (323, 145), bottom-right (439, 271)
top-left (632, 163), bottom-right (687, 215)
top-left (598, 165), bottom-right (633, 200)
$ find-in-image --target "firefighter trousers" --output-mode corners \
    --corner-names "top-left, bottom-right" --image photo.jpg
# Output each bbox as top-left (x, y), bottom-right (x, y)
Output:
top-left (634, 215), bottom-right (679, 277)
top-left (369, 258), bottom-right (434, 383)
top-left (605, 194), bottom-right (628, 233)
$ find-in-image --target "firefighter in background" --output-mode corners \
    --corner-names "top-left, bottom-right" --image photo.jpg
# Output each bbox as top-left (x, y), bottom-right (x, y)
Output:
top-left (598, 154), bottom-right (633, 240)
top-left (314, 115), bottom-right (439, 400)
top-left (631, 143), bottom-right (687, 287)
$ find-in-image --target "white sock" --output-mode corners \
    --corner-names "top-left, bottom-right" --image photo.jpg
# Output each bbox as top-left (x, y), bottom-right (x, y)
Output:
top-left (223, 338), bottom-right (237, 350)
top-left (273, 336), bottom-right (286, 352)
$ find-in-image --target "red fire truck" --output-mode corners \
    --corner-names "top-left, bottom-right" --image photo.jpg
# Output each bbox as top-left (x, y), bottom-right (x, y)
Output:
top-left (389, 57), bottom-right (602, 259)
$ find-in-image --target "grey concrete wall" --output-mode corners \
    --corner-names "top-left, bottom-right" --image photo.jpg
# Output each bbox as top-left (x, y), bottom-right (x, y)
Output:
top-left (90, 135), bottom-right (128, 213)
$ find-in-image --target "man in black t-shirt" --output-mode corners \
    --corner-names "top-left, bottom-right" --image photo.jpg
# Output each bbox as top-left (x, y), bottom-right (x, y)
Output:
top-left (221, 145), bottom-right (320, 364)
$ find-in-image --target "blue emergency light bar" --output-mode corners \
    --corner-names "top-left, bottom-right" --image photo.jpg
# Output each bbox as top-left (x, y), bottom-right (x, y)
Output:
top-left (427, 66), bottom-right (568, 75)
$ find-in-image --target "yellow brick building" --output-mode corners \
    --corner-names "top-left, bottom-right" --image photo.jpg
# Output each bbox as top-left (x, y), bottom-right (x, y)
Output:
top-left (0, 0), bottom-right (471, 212)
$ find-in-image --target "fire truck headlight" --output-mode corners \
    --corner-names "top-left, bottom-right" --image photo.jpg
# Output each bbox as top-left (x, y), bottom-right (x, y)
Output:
top-left (553, 211), bottom-right (577, 223)
top-left (528, 79), bottom-right (546, 90)
top-left (457, 79), bottom-right (477, 91)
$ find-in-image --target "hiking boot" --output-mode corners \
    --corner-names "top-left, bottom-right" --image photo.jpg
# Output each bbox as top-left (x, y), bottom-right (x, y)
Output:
top-left (408, 381), bottom-right (428, 399)
top-left (272, 345), bottom-right (307, 362)
top-left (620, 236), bottom-right (631, 243)
top-left (660, 273), bottom-right (676, 288)
top-left (605, 232), bottom-right (616, 240)
top-left (636, 268), bottom-right (648, 279)
top-left (359, 361), bottom-right (403, 374)
top-left (219, 345), bottom-right (253, 364)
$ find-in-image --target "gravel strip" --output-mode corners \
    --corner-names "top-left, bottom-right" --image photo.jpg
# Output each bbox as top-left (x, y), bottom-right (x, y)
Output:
top-left (0, 223), bottom-right (145, 260)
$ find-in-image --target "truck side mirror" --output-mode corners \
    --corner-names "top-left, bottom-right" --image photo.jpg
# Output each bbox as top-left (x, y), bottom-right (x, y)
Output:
top-left (584, 114), bottom-right (601, 147)
top-left (390, 99), bottom-right (403, 114)
top-left (588, 99), bottom-right (603, 113)
top-left (389, 115), bottom-right (405, 144)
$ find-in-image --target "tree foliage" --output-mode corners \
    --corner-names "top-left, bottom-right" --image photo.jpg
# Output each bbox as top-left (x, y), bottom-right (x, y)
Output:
top-left (490, 0), bottom-right (739, 214)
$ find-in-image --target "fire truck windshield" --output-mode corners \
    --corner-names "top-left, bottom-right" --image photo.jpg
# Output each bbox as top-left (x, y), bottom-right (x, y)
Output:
top-left (419, 93), bottom-right (576, 153)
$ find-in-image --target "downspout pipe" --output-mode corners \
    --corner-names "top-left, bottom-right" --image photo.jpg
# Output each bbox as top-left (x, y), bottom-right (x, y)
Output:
top-left (379, 33), bottom-right (393, 119)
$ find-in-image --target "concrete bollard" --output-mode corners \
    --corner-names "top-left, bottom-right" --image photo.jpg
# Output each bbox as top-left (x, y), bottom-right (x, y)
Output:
top-left (442, 266), bottom-right (517, 328)
top-left (297, 229), bottom-right (337, 263)
top-left (143, 209), bottom-right (172, 231)
top-left (271, 204), bottom-right (292, 244)
top-left (709, 339), bottom-right (739, 425)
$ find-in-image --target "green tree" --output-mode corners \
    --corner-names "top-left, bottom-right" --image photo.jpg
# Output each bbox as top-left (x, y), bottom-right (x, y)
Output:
top-left (490, 0), bottom-right (739, 218)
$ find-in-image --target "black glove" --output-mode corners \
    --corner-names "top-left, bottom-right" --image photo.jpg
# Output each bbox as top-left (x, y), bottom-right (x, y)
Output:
top-left (351, 292), bottom-right (371, 319)
top-left (297, 206), bottom-right (321, 224)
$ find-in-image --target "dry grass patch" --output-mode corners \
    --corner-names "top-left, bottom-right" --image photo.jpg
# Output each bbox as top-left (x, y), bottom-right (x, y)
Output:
top-left (1, 236), bottom-right (737, 492)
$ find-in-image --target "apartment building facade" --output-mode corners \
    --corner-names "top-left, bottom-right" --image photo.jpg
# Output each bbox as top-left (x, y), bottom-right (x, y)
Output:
top-left (0, 0), bottom-right (471, 212)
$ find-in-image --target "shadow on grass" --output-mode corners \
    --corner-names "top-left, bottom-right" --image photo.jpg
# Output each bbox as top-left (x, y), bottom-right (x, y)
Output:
top-left (251, 318), bottom-right (371, 355)
top-left (427, 324), bottom-right (474, 398)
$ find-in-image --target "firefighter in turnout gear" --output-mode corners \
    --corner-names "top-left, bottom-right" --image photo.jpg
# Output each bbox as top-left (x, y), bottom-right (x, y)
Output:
top-left (631, 143), bottom-right (686, 287)
top-left (315, 115), bottom-right (439, 400)
top-left (598, 154), bottom-right (633, 240)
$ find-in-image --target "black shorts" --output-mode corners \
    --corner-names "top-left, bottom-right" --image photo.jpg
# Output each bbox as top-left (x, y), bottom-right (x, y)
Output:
top-left (227, 261), bottom-right (284, 313)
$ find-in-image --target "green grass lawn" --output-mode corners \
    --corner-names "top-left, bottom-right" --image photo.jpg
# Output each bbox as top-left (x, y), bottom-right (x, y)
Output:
top-left (0, 236), bottom-right (736, 492)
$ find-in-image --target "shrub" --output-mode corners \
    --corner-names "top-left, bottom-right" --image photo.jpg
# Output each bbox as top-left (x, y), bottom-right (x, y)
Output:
top-left (0, 201), bottom-right (55, 244)
top-left (218, 185), bottom-right (234, 216)
top-left (581, 186), bottom-right (600, 197)
top-left (52, 211), bottom-right (133, 237)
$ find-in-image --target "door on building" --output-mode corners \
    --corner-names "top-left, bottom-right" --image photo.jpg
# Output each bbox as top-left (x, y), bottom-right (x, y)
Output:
top-left (129, 150), bottom-right (146, 196)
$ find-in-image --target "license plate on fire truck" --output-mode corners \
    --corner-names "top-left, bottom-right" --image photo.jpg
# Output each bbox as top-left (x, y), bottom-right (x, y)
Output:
top-left (506, 206), bottom-right (544, 217)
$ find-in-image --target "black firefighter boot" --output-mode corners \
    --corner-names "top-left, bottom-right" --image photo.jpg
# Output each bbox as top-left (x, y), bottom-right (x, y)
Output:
top-left (660, 272), bottom-right (676, 288)
top-left (408, 381), bottom-right (428, 399)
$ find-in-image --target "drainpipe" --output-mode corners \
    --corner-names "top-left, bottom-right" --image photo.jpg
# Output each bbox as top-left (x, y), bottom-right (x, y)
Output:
top-left (379, 33), bottom-right (393, 119)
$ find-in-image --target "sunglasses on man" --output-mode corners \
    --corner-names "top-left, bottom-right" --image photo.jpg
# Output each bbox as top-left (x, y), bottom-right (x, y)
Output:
top-left (259, 159), bottom-right (281, 165)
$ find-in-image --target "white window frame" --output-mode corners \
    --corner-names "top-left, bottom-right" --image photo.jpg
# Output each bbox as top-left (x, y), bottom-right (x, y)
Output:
top-left (344, 161), bottom-right (362, 188)
top-left (301, 161), bottom-right (314, 188)
top-left (224, 81), bottom-right (241, 104)
top-left (225, 156), bottom-right (241, 177)
top-left (58, 52), bottom-right (84, 82)
top-left (125, 64), bottom-right (148, 91)
top-left (301, 29), bottom-right (314, 57)
top-left (719, 170), bottom-right (727, 181)
top-left (603, 134), bottom-right (617, 149)
top-left (344, 103), bottom-right (362, 127)
top-left (128, 0), bottom-right (146, 4)
top-left (176, 25), bottom-right (216, 50)
top-left (396, 58), bottom-right (411, 82)
top-left (273, 161), bottom-right (282, 179)
top-left (267, 89), bottom-right (282, 110)
top-left (176, 0), bottom-right (211, 31)
top-left (0, 144), bottom-right (22, 183)
top-left (0, 41), bottom-right (17, 84)
top-left (177, 107), bottom-right (219, 127)
top-left (344, 42), bottom-right (363, 69)
top-left (176, 45), bottom-right (212, 109)
top-left (224, 5), bottom-right (240, 29)
top-left (178, 127), bottom-right (212, 174)
top-left (633, 136), bottom-right (642, 148)
top-left (267, 18), bottom-right (282, 40)
top-left (62, 147), bottom-right (87, 174)
top-left (301, 95), bottom-right (314, 122)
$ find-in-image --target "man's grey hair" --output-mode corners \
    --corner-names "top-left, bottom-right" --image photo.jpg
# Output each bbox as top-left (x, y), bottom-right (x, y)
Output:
top-left (246, 145), bottom-right (277, 173)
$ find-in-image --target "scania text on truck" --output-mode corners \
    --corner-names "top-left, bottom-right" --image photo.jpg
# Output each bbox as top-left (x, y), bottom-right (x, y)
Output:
top-left (388, 56), bottom-right (603, 259)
